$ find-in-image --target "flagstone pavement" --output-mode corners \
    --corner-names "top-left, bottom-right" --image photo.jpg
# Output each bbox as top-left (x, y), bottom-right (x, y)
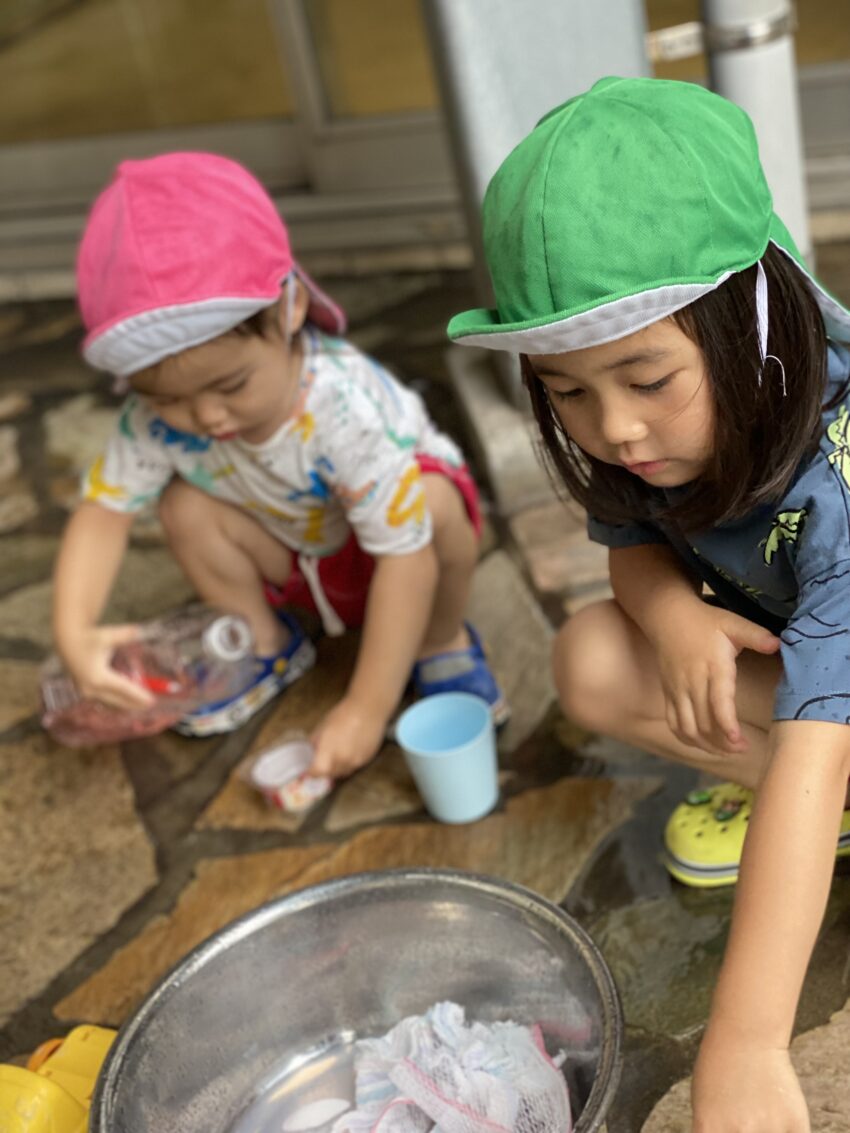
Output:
top-left (1, 244), bottom-right (849, 1131)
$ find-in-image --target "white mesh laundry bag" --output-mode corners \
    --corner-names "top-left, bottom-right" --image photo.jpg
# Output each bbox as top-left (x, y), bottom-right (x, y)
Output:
top-left (332, 1001), bottom-right (571, 1133)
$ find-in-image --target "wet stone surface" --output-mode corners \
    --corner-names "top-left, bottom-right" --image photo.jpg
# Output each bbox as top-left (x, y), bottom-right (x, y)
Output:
top-left (0, 732), bottom-right (157, 1027)
top-left (55, 774), bottom-right (659, 1028)
top-left (1, 255), bottom-right (849, 1129)
top-left (643, 993), bottom-right (850, 1133)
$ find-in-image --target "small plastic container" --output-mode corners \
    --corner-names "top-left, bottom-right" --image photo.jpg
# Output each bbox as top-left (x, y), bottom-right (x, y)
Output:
top-left (246, 735), bottom-right (333, 814)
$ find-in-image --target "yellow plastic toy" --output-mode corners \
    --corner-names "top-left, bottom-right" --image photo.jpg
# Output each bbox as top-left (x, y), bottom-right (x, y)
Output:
top-left (0, 1025), bottom-right (116, 1133)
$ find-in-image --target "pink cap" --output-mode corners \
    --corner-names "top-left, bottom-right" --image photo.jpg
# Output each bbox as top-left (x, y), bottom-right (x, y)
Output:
top-left (77, 152), bottom-right (346, 376)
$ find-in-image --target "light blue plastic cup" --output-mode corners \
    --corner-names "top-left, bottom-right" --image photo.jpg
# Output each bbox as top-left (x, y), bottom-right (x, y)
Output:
top-left (395, 692), bottom-right (498, 824)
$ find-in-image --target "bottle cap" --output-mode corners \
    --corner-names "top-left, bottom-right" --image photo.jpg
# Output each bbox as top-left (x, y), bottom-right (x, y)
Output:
top-left (203, 615), bottom-right (253, 661)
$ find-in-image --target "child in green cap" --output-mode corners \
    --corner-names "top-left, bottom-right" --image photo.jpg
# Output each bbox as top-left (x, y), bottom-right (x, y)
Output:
top-left (450, 76), bottom-right (850, 1131)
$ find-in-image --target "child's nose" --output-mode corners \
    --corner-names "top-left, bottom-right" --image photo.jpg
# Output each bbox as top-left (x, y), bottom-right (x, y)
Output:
top-left (599, 402), bottom-right (647, 446)
top-left (193, 394), bottom-right (226, 431)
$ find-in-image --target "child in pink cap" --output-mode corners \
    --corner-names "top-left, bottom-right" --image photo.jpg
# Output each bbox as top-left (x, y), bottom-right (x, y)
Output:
top-left (54, 152), bottom-right (507, 776)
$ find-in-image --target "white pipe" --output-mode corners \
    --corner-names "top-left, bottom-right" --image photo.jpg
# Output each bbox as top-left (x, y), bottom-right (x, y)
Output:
top-left (701, 0), bottom-right (811, 262)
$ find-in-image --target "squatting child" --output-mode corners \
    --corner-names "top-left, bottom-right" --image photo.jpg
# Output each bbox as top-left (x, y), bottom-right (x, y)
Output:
top-left (53, 152), bottom-right (506, 778)
top-left (449, 77), bottom-right (850, 1132)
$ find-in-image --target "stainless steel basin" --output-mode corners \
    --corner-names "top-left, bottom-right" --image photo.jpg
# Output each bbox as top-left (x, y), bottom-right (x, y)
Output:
top-left (91, 869), bottom-right (622, 1132)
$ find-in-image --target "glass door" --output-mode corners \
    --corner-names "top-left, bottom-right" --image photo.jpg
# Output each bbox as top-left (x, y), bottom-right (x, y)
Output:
top-left (0, 0), bottom-right (460, 294)
top-left (0, 0), bottom-right (303, 211)
top-left (270, 0), bottom-right (451, 194)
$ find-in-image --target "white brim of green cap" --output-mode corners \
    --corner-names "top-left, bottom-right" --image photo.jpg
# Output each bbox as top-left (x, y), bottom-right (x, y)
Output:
top-left (449, 233), bottom-right (850, 354)
top-left (448, 276), bottom-right (731, 353)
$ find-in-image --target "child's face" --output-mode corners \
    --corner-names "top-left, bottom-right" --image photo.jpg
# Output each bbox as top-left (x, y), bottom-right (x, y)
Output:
top-left (528, 318), bottom-right (714, 487)
top-left (129, 319), bottom-right (300, 445)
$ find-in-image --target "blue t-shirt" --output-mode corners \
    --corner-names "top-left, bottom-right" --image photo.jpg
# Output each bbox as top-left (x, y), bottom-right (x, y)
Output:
top-left (588, 342), bottom-right (850, 724)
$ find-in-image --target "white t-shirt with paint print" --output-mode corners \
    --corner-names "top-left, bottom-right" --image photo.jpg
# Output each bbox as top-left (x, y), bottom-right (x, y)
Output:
top-left (82, 329), bottom-right (464, 557)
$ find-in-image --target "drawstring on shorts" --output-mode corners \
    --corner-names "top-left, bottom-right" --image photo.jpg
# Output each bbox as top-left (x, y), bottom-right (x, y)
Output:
top-left (297, 554), bottom-right (346, 637)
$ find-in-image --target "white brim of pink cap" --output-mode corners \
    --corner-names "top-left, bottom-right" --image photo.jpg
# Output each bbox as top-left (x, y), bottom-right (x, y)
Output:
top-left (83, 265), bottom-right (345, 378)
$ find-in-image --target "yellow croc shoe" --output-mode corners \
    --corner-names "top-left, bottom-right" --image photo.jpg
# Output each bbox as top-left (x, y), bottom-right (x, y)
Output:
top-left (664, 782), bottom-right (850, 888)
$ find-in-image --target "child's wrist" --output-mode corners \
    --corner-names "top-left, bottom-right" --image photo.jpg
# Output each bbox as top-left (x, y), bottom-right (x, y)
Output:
top-left (706, 973), bottom-right (795, 1051)
top-left (53, 617), bottom-right (93, 648)
top-left (645, 586), bottom-right (708, 637)
top-left (703, 1011), bottom-right (790, 1055)
top-left (343, 687), bottom-right (395, 725)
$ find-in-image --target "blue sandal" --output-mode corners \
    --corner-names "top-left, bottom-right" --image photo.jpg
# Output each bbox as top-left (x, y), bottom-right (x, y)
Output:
top-left (173, 611), bottom-right (316, 737)
top-left (412, 622), bottom-right (510, 727)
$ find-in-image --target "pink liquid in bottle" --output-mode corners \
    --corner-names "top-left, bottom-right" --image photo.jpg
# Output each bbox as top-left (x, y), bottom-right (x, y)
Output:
top-left (41, 604), bottom-right (254, 746)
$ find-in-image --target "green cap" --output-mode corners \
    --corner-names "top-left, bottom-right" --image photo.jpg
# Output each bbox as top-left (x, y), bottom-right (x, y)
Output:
top-left (448, 76), bottom-right (850, 352)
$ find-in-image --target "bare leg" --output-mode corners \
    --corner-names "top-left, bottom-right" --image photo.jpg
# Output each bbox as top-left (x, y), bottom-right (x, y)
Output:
top-left (159, 480), bottom-right (293, 656)
top-left (553, 599), bottom-right (782, 789)
top-left (417, 473), bottom-right (479, 657)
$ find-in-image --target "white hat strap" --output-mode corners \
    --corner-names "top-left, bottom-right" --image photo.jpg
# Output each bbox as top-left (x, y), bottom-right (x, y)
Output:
top-left (756, 260), bottom-right (787, 396)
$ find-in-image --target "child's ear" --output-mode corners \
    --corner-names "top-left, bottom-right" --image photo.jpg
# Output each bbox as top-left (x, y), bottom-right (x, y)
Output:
top-left (277, 277), bottom-right (310, 337)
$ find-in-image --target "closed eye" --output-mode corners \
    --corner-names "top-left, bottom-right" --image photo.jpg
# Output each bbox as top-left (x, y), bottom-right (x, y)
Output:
top-left (549, 387), bottom-right (583, 402)
top-left (633, 375), bottom-right (672, 394)
top-left (219, 380), bottom-right (248, 395)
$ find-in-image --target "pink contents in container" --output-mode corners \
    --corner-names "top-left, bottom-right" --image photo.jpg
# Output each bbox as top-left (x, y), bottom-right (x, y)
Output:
top-left (248, 738), bottom-right (333, 814)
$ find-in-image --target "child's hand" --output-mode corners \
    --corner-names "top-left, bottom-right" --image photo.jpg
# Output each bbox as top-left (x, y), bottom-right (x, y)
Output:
top-left (310, 696), bottom-right (388, 778)
top-left (692, 1029), bottom-right (809, 1132)
top-left (59, 625), bottom-right (156, 712)
top-left (653, 605), bottom-right (780, 754)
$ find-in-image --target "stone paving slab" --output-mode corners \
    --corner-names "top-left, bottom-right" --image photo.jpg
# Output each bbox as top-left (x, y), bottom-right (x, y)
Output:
top-left (53, 843), bottom-right (334, 1028)
top-left (506, 498), bottom-right (615, 615)
top-left (197, 634), bottom-right (362, 834)
top-left (466, 550), bottom-right (555, 752)
top-left (589, 891), bottom-right (732, 1038)
top-left (0, 425), bottom-right (20, 481)
top-left (0, 392), bottom-right (31, 423)
top-left (446, 345), bottom-right (555, 517)
top-left (325, 747), bottom-right (422, 833)
top-left (0, 546), bottom-right (194, 648)
top-left (642, 997), bottom-right (850, 1132)
top-left (0, 533), bottom-right (58, 595)
top-left (3, 339), bottom-right (97, 395)
top-left (0, 732), bottom-right (157, 1026)
top-left (123, 729), bottom-right (221, 812)
top-left (0, 657), bottom-right (39, 731)
top-left (0, 489), bottom-right (39, 533)
top-left (563, 580), bottom-right (615, 617)
top-left (55, 774), bottom-right (658, 1027)
top-left (43, 393), bottom-right (120, 486)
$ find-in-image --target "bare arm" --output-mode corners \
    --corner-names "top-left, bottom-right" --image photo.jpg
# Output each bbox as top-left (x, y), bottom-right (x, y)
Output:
top-left (52, 501), bottom-right (153, 709)
top-left (609, 542), bottom-right (703, 643)
top-left (310, 544), bottom-right (437, 776)
top-left (609, 543), bottom-right (780, 752)
top-left (693, 720), bottom-right (850, 1130)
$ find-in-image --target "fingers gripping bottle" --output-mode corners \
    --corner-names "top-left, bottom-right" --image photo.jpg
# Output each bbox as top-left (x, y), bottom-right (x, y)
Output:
top-left (40, 604), bottom-right (254, 746)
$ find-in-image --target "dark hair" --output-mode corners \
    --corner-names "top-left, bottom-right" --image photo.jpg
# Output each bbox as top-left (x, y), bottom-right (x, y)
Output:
top-left (232, 303), bottom-right (279, 339)
top-left (524, 242), bottom-right (834, 531)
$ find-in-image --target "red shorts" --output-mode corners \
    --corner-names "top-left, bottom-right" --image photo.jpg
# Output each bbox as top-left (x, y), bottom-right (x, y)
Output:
top-left (263, 457), bottom-right (482, 630)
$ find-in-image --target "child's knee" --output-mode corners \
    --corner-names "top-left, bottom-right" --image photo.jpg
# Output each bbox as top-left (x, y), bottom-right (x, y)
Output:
top-left (552, 600), bottom-right (632, 731)
top-left (422, 474), bottom-right (477, 562)
top-left (158, 478), bottom-right (206, 536)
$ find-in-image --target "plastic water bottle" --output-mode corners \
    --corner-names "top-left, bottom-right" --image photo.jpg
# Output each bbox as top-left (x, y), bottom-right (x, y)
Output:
top-left (40, 604), bottom-right (255, 747)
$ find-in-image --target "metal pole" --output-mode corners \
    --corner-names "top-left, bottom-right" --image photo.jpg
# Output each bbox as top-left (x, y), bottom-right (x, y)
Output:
top-left (701, 0), bottom-right (811, 261)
